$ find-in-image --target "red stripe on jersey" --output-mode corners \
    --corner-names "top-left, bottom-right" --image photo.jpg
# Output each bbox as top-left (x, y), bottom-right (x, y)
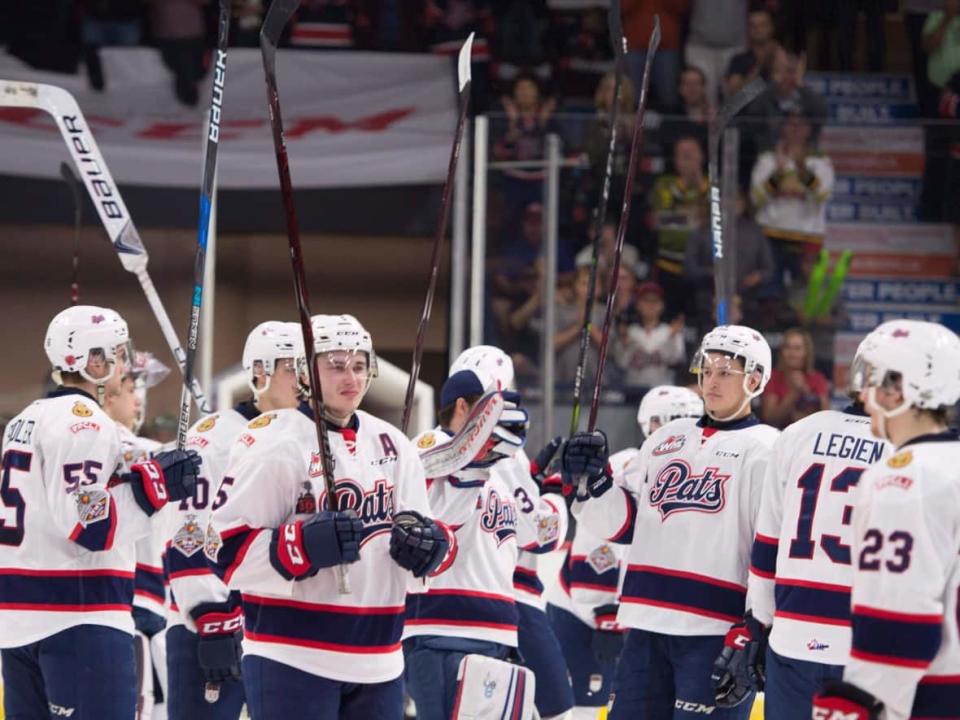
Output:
top-left (852, 604), bottom-right (943, 624)
top-left (136, 563), bottom-right (163, 574)
top-left (626, 564), bottom-right (746, 592)
top-left (920, 675), bottom-right (960, 684)
top-left (620, 596), bottom-right (741, 624)
top-left (754, 533), bottom-right (778, 545)
top-left (168, 567), bottom-right (212, 580)
top-left (850, 648), bottom-right (932, 669)
top-left (425, 588), bottom-right (514, 603)
top-left (776, 577), bottom-right (851, 594)
top-left (749, 565), bottom-right (775, 580)
top-left (244, 630), bottom-right (400, 654)
top-left (404, 618), bottom-right (517, 631)
top-left (0, 602), bottom-right (131, 612)
top-left (134, 588), bottom-right (165, 603)
top-left (774, 609), bottom-right (850, 627)
top-left (242, 593), bottom-right (405, 615)
top-left (570, 581), bottom-right (622, 593)
top-left (0, 568), bottom-right (134, 579)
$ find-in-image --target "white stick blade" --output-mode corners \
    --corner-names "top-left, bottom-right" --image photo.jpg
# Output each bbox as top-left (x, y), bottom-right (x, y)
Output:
top-left (457, 33), bottom-right (474, 93)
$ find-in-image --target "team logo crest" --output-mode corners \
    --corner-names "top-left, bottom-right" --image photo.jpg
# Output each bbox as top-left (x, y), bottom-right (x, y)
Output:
top-left (416, 432), bottom-right (437, 449)
top-left (652, 435), bottom-right (685, 456)
top-left (649, 460), bottom-right (729, 519)
top-left (197, 415), bottom-right (217, 433)
top-left (173, 515), bottom-right (205, 556)
top-left (76, 489), bottom-right (110, 526)
top-left (295, 482), bottom-right (317, 514)
top-left (887, 450), bottom-right (913, 469)
top-left (72, 401), bottom-right (93, 418)
top-left (248, 413), bottom-right (276, 429)
top-left (537, 515), bottom-right (560, 546)
top-left (204, 524), bottom-right (222, 561)
top-left (483, 675), bottom-right (497, 699)
top-left (586, 544), bottom-right (617, 574)
top-left (479, 489), bottom-right (517, 546)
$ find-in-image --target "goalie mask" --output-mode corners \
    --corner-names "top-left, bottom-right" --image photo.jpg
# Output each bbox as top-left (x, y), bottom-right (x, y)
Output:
top-left (45, 306), bottom-right (132, 391)
top-left (637, 385), bottom-right (704, 437)
top-left (242, 321), bottom-right (306, 397)
top-left (690, 325), bottom-right (771, 422)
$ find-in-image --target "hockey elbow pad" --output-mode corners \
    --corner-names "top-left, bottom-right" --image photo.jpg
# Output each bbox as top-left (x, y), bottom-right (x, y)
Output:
top-left (389, 511), bottom-right (454, 578)
top-left (812, 680), bottom-right (883, 720)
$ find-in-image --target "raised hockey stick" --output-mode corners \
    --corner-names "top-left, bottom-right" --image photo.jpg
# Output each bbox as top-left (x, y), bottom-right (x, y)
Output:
top-left (400, 33), bottom-right (474, 435)
top-left (60, 161), bottom-right (83, 305)
top-left (260, 0), bottom-right (350, 594)
top-left (568, 0), bottom-right (627, 437)
top-left (586, 17), bottom-right (661, 435)
top-left (419, 390), bottom-right (504, 478)
top-left (0, 80), bottom-right (210, 412)
top-left (176, 0), bottom-right (230, 452)
top-left (708, 77), bottom-right (764, 325)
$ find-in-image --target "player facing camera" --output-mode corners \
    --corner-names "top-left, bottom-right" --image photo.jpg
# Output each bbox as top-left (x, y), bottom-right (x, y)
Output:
top-left (306, 314), bottom-right (379, 426)
top-left (690, 325), bottom-right (772, 422)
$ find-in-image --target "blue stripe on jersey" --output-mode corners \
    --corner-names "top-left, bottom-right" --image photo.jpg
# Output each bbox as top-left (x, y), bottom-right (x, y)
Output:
top-left (513, 567), bottom-right (544, 596)
top-left (405, 590), bottom-right (518, 631)
top-left (621, 565), bottom-right (745, 623)
top-left (609, 488), bottom-right (636, 545)
top-left (68, 495), bottom-right (118, 552)
top-left (210, 526), bottom-right (259, 583)
top-left (166, 543), bottom-right (210, 576)
top-left (134, 565), bottom-right (165, 603)
top-left (775, 581), bottom-right (851, 625)
top-left (851, 606), bottom-right (942, 668)
top-left (566, 557), bottom-right (619, 591)
top-left (0, 570), bottom-right (133, 611)
top-left (913, 676), bottom-right (960, 718)
top-left (750, 534), bottom-right (778, 578)
top-left (243, 595), bottom-right (404, 651)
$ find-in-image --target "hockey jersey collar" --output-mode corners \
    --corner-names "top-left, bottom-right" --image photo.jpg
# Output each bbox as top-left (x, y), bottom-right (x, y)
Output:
top-left (696, 414), bottom-right (760, 431)
top-left (900, 428), bottom-right (960, 448)
top-left (234, 400), bottom-right (261, 421)
top-left (47, 386), bottom-right (98, 403)
top-left (297, 402), bottom-right (360, 432)
top-left (842, 403), bottom-right (868, 417)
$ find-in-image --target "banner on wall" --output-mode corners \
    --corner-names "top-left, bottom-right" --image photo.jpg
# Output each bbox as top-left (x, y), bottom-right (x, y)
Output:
top-left (0, 48), bottom-right (457, 189)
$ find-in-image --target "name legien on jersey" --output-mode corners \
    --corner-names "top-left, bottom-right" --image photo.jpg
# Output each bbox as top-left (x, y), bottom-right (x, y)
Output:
top-left (811, 432), bottom-right (884, 464)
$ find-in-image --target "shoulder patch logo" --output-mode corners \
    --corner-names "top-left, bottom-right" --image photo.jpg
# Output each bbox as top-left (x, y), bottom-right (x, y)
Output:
top-left (416, 432), bottom-right (437, 449)
top-left (887, 450), bottom-right (913, 469)
top-left (586, 544), bottom-right (617, 574)
top-left (652, 434), bottom-right (685, 456)
top-left (72, 401), bottom-right (93, 418)
top-left (197, 415), bottom-right (217, 433)
top-left (173, 515), bottom-right (205, 557)
top-left (248, 413), bottom-right (276, 429)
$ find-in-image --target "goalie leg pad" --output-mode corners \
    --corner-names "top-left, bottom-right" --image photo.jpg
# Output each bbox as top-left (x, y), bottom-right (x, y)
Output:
top-left (452, 653), bottom-right (538, 720)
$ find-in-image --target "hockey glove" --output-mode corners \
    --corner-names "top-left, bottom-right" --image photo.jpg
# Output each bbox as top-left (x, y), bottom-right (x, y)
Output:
top-left (191, 602), bottom-right (243, 683)
top-left (592, 604), bottom-right (625, 665)
top-left (711, 611), bottom-right (768, 708)
top-left (269, 510), bottom-right (363, 581)
top-left (389, 510), bottom-right (453, 578)
top-left (530, 436), bottom-right (564, 492)
top-left (560, 431), bottom-right (613, 501)
top-left (812, 680), bottom-right (884, 720)
top-left (128, 449), bottom-right (201, 516)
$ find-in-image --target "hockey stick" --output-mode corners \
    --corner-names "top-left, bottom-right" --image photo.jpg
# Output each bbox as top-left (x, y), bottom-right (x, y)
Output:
top-left (0, 80), bottom-right (210, 413)
top-left (176, 0), bottom-right (230, 452)
top-left (60, 161), bottom-right (83, 305)
top-left (568, 0), bottom-right (627, 436)
top-left (708, 77), bottom-right (764, 325)
top-left (400, 33), bottom-right (474, 435)
top-left (419, 390), bottom-right (504, 477)
top-left (260, 0), bottom-right (350, 594)
top-left (586, 17), bottom-right (661, 436)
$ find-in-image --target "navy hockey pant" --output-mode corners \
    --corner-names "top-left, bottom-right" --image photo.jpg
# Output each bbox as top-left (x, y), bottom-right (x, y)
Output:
top-left (1, 624), bottom-right (135, 720)
top-left (547, 603), bottom-right (617, 710)
top-left (518, 602), bottom-right (575, 717)
top-left (242, 654), bottom-right (403, 720)
top-left (764, 646), bottom-right (843, 720)
top-left (166, 624), bottom-right (245, 720)
top-left (608, 629), bottom-right (753, 720)
top-left (403, 635), bottom-right (510, 720)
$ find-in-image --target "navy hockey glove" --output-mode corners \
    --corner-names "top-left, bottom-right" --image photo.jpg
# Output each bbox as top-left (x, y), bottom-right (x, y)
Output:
top-left (812, 680), bottom-right (884, 720)
top-left (530, 436), bottom-right (563, 492)
top-left (711, 611), bottom-right (768, 708)
top-left (191, 602), bottom-right (243, 683)
top-left (128, 449), bottom-right (201, 516)
top-left (561, 431), bottom-right (613, 501)
top-left (592, 604), bottom-right (625, 665)
top-left (269, 510), bottom-right (363, 581)
top-left (389, 510), bottom-right (453, 578)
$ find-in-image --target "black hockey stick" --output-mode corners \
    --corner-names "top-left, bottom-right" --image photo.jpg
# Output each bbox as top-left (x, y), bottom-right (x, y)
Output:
top-left (568, 0), bottom-right (627, 436)
top-left (708, 77), bottom-right (764, 325)
top-left (587, 17), bottom-right (661, 434)
top-left (400, 34), bottom-right (474, 434)
top-left (177, 0), bottom-right (230, 452)
top-left (60, 161), bottom-right (83, 305)
top-left (260, 0), bottom-right (349, 594)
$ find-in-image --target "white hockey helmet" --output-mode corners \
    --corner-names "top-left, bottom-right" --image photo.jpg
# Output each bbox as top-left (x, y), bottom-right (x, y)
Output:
top-left (311, 314), bottom-right (379, 387)
top-left (851, 319), bottom-right (960, 415)
top-left (242, 321), bottom-right (306, 396)
top-left (637, 385), bottom-right (704, 437)
top-left (690, 325), bottom-right (771, 420)
top-left (44, 305), bottom-right (131, 386)
top-left (450, 345), bottom-right (515, 392)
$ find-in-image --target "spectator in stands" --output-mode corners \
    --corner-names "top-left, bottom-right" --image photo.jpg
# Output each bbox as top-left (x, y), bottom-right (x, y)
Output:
top-left (725, 7), bottom-right (781, 97)
top-left (622, 0), bottom-right (690, 111)
top-left (747, 49), bottom-right (829, 151)
top-left (574, 220), bottom-right (643, 298)
top-left (761, 327), bottom-right (830, 428)
top-left (582, 71), bottom-right (636, 215)
top-left (78, 0), bottom-right (143, 91)
top-left (648, 135), bottom-right (708, 317)
top-left (750, 109), bottom-right (835, 289)
top-left (685, 0), bottom-right (747, 104)
top-left (615, 282), bottom-right (685, 388)
top-left (353, 0), bottom-right (428, 52)
top-left (923, 1), bottom-right (960, 89)
top-left (148, 0), bottom-right (211, 106)
top-left (904, 0), bottom-right (942, 116)
top-left (551, 5), bottom-right (613, 102)
top-left (676, 65), bottom-right (714, 122)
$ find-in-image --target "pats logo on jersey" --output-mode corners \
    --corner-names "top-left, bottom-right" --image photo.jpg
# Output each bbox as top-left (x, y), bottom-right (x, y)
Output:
top-left (248, 413), bottom-right (276, 429)
top-left (173, 514), bottom-right (205, 556)
top-left (197, 415), bottom-right (217, 433)
top-left (319, 478), bottom-right (395, 545)
top-left (479, 489), bottom-right (517, 546)
top-left (587, 544), bottom-right (617, 574)
top-left (887, 450), bottom-right (913, 469)
top-left (649, 460), bottom-right (729, 519)
top-left (72, 401), bottom-right (93, 418)
top-left (652, 435), bottom-right (685, 456)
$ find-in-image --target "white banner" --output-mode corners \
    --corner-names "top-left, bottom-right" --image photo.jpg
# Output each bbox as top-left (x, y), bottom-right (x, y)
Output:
top-left (0, 48), bottom-right (457, 188)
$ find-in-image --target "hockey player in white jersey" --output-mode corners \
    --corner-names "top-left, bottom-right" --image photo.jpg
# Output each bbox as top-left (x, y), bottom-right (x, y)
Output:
top-left (207, 314), bottom-right (453, 720)
top-left (0, 306), bottom-right (200, 720)
top-left (563, 325), bottom-right (779, 719)
top-left (711, 338), bottom-right (889, 718)
top-left (547, 385), bottom-right (704, 720)
top-left (166, 321), bottom-right (305, 720)
top-left (448, 345), bottom-right (574, 719)
top-left (811, 320), bottom-right (960, 720)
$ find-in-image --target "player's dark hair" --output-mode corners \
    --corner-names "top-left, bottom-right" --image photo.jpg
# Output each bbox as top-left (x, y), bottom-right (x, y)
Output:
top-left (438, 393), bottom-right (483, 429)
top-left (59, 371), bottom-right (84, 386)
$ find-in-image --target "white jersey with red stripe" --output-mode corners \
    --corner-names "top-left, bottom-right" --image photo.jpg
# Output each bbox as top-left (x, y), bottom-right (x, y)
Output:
top-left (117, 425), bottom-right (168, 620)
top-left (747, 407), bottom-right (889, 665)
top-left (207, 407), bottom-right (435, 684)
top-left (404, 432), bottom-right (521, 647)
top-left (492, 449), bottom-right (568, 611)
top-left (574, 415), bottom-right (778, 636)
top-left (165, 405), bottom-right (253, 632)
top-left (842, 431), bottom-right (960, 720)
top-left (0, 388), bottom-right (154, 648)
